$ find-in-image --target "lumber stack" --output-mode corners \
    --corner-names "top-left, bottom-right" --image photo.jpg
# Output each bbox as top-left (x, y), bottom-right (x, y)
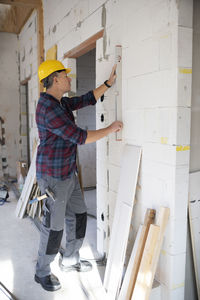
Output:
top-left (15, 147), bottom-right (43, 220)
top-left (117, 207), bottom-right (170, 300)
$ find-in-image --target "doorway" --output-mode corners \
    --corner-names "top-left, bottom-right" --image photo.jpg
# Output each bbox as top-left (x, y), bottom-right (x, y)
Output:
top-left (76, 48), bottom-right (96, 190)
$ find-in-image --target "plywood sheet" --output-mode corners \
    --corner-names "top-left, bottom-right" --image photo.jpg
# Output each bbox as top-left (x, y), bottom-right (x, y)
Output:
top-left (103, 144), bottom-right (141, 299)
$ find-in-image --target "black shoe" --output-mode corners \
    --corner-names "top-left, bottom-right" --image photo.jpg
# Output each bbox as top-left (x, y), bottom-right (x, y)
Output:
top-left (59, 259), bottom-right (93, 273)
top-left (34, 273), bottom-right (61, 291)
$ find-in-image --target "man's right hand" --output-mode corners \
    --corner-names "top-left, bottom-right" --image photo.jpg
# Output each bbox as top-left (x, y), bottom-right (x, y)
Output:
top-left (108, 121), bottom-right (123, 133)
top-left (85, 121), bottom-right (123, 144)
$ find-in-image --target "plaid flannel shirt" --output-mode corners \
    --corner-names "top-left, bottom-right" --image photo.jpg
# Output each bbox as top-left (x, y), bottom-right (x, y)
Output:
top-left (36, 91), bottom-right (96, 180)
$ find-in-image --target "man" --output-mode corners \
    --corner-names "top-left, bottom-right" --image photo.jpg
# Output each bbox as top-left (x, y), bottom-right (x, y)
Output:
top-left (34, 59), bottom-right (123, 292)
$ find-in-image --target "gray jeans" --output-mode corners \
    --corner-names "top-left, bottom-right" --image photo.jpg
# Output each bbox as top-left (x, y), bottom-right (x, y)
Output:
top-left (35, 172), bottom-right (87, 277)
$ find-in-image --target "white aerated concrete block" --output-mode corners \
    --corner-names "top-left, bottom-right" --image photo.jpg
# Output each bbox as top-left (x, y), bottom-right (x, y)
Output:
top-left (122, 4), bottom-right (153, 46)
top-left (159, 32), bottom-right (177, 70)
top-left (108, 190), bottom-right (117, 219)
top-left (125, 69), bottom-right (177, 109)
top-left (109, 164), bottom-right (121, 193)
top-left (162, 217), bottom-right (187, 255)
top-left (108, 137), bottom-right (124, 166)
top-left (123, 38), bottom-right (159, 79)
top-left (161, 286), bottom-right (185, 300)
top-left (96, 138), bottom-right (108, 161)
top-left (156, 252), bottom-right (186, 290)
top-left (124, 110), bottom-right (144, 145)
top-left (177, 70), bottom-right (192, 107)
top-left (143, 143), bottom-right (190, 166)
top-left (88, 0), bottom-right (106, 14)
top-left (96, 158), bottom-right (108, 188)
top-left (152, 0), bottom-right (173, 34)
top-left (178, 27), bottom-right (193, 68)
top-left (80, 7), bottom-right (103, 43)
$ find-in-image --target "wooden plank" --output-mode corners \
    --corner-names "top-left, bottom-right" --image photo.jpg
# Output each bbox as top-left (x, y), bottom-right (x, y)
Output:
top-left (119, 209), bottom-right (156, 300)
top-left (188, 171), bottom-right (200, 299)
top-left (37, 2), bottom-right (44, 94)
top-left (15, 148), bottom-right (37, 218)
top-left (132, 207), bottom-right (170, 300)
top-left (131, 225), bottom-right (160, 300)
top-left (64, 29), bottom-right (104, 59)
top-left (119, 225), bottom-right (143, 300)
top-left (103, 145), bottom-right (141, 300)
top-left (0, 0), bottom-right (40, 7)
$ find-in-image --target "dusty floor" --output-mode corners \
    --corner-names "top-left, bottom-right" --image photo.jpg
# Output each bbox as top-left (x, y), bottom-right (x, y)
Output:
top-left (0, 189), bottom-right (108, 300)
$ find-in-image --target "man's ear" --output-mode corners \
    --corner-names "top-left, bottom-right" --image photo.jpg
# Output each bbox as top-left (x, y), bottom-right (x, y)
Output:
top-left (53, 76), bottom-right (59, 84)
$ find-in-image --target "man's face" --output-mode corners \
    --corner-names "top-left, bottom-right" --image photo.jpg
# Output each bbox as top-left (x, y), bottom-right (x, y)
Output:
top-left (56, 71), bottom-right (71, 93)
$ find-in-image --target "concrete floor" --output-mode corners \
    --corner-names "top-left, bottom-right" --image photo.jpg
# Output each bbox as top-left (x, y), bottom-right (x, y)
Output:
top-left (0, 189), bottom-right (108, 300)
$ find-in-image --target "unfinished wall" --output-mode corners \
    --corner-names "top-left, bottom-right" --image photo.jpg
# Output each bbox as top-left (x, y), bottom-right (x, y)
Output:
top-left (18, 10), bottom-right (39, 157)
top-left (15, 0), bottom-right (193, 299)
top-left (0, 33), bottom-right (20, 178)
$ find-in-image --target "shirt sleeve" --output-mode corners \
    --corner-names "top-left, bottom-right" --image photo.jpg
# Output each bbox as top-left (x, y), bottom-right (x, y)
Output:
top-left (45, 105), bottom-right (87, 145)
top-left (62, 90), bottom-right (96, 111)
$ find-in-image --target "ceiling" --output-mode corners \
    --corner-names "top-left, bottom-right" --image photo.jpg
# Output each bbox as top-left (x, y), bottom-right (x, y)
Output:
top-left (0, 0), bottom-right (40, 34)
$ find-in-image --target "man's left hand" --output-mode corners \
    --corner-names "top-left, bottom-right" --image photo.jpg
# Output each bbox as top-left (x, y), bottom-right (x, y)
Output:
top-left (107, 64), bottom-right (117, 87)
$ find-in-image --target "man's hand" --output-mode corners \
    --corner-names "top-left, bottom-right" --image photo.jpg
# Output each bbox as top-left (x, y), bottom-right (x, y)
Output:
top-left (108, 121), bottom-right (123, 133)
top-left (93, 64), bottom-right (117, 101)
top-left (85, 121), bottom-right (123, 144)
top-left (107, 64), bottom-right (117, 87)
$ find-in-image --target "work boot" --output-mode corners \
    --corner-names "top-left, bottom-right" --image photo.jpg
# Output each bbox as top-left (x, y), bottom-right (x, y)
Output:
top-left (59, 253), bottom-right (92, 272)
top-left (34, 273), bottom-right (61, 291)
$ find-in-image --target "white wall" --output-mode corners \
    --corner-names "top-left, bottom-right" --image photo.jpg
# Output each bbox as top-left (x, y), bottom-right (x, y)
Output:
top-left (17, 1), bottom-right (193, 298)
top-left (0, 33), bottom-right (20, 177)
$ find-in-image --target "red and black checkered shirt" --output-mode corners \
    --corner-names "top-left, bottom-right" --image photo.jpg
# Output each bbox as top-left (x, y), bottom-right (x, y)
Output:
top-left (36, 91), bottom-right (96, 180)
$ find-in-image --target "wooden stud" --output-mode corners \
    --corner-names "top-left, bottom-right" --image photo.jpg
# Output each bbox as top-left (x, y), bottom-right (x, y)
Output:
top-left (119, 209), bottom-right (156, 300)
top-left (132, 207), bottom-right (170, 300)
top-left (36, 2), bottom-right (44, 94)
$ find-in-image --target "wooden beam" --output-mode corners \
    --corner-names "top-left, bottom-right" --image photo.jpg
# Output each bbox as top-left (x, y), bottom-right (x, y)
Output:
top-left (64, 29), bottom-right (104, 58)
top-left (132, 207), bottom-right (170, 300)
top-left (0, 0), bottom-right (40, 7)
top-left (119, 209), bottom-right (156, 300)
top-left (37, 2), bottom-right (44, 93)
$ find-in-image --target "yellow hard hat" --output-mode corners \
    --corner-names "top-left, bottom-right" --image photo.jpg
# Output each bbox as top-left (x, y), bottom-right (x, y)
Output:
top-left (38, 60), bottom-right (71, 82)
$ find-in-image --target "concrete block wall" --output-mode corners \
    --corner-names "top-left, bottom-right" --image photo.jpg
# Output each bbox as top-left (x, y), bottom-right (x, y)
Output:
top-left (0, 33), bottom-right (20, 177)
top-left (17, 0), bottom-right (193, 298)
top-left (18, 10), bottom-right (39, 156)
